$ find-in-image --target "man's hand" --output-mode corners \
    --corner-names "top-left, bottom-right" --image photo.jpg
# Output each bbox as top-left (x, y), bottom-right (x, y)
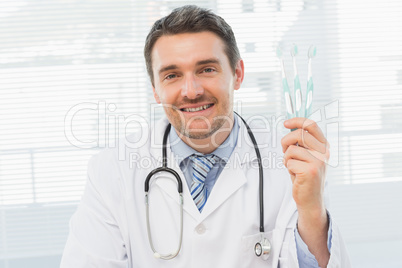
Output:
top-left (281, 117), bottom-right (330, 267)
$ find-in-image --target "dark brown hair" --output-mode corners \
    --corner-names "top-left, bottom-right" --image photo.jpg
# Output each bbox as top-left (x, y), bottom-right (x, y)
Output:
top-left (144, 5), bottom-right (241, 86)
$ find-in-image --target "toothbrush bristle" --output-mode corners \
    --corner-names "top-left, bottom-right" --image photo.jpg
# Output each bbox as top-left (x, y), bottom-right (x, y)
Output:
top-left (308, 45), bottom-right (317, 58)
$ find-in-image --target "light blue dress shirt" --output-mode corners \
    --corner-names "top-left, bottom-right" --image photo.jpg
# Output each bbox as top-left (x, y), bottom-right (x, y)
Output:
top-left (168, 114), bottom-right (332, 267)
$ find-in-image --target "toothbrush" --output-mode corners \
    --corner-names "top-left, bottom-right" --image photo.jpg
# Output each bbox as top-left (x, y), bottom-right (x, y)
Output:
top-left (291, 44), bottom-right (302, 118)
top-left (276, 47), bottom-right (294, 120)
top-left (305, 45), bottom-right (317, 118)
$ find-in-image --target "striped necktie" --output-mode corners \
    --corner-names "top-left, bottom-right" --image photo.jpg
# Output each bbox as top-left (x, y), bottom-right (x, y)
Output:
top-left (189, 154), bottom-right (218, 212)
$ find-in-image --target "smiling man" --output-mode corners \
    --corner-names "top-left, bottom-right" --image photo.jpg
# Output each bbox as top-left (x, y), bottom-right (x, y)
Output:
top-left (61, 5), bottom-right (350, 268)
top-left (151, 31), bottom-right (242, 153)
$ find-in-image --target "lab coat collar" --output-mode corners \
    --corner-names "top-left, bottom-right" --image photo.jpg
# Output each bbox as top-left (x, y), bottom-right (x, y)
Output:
top-left (149, 117), bottom-right (169, 165)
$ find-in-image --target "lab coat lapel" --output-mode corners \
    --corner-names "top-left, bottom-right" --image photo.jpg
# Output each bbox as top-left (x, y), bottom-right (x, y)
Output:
top-left (153, 152), bottom-right (202, 221)
top-left (150, 117), bottom-right (201, 221)
top-left (149, 117), bottom-right (169, 163)
top-left (198, 154), bottom-right (247, 221)
top-left (199, 119), bottom-right (256, 221)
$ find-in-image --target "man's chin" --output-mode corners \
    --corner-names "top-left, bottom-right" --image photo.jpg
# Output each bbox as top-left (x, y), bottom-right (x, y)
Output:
top-left (181, 117), bottom-right (232, 139)
top-left (182, 129), bottom-right (215, 140)
top-left (178, 120), bottom-right (212, 137)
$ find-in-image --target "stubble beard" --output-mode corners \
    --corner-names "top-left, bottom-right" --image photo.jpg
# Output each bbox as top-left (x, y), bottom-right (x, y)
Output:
top-left (165, 101), bottom-right (232, 140)
top-left (182, 117), bottom-right (226, 139)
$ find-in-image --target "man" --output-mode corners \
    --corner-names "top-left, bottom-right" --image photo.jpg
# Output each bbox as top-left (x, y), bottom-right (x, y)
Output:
top-left (61, 5), bottom-right (350, 267)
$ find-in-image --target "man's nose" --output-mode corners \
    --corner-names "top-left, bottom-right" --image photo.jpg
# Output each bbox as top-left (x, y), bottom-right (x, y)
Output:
top-left (181, 75), bottom-right (204, 99)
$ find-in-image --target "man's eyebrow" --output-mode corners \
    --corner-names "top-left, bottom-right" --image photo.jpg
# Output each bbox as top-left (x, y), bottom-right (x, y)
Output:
top-left (196, 58), bottom-right (221, 66)
top-left (158, 64), bottom-right (178, 76)
top-left (158, 58), bottom-right (221, 76)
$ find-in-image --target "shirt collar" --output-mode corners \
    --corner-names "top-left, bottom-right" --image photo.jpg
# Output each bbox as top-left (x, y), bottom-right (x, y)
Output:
top-left (169, 114), bottom-right (239, 164)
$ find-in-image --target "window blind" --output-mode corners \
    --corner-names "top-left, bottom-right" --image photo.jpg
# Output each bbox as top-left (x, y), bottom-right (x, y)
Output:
top-left (0, 0), bottom-right (401, 267)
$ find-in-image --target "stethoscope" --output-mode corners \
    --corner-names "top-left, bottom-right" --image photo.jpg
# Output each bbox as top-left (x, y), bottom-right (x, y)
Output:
top-left (144, 113), bottom-right (271, 260)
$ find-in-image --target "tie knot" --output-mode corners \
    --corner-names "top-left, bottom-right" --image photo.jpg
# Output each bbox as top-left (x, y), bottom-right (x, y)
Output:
top-left (189, 154), bottom-right (218, 173)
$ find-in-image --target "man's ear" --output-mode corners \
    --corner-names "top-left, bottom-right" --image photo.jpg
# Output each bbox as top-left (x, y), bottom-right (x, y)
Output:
top-left (152, 86), bottom-right (161, 104)
top-left (233, 59), bottom-right (245, 90)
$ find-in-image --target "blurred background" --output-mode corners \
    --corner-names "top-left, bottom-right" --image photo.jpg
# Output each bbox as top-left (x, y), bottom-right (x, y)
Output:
top-left (1, 0), bottom-right (401, 267)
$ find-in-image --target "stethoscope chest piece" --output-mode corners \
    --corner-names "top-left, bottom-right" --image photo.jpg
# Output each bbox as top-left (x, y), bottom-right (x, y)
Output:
top-left (254, 235), bottom-right (271, 260)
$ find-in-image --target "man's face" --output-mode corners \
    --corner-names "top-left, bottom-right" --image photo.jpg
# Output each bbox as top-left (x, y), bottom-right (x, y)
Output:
top-left (151, 31), bottom-right (244, 140)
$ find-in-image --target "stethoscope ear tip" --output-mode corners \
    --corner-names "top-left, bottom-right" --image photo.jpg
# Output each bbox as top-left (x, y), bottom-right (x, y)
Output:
top-left (153, 252), bottom-right (161, 259)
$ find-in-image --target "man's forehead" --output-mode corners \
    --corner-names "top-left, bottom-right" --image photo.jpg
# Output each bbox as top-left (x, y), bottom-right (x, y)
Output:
top-left (151, 32), bottom-right (227, 70)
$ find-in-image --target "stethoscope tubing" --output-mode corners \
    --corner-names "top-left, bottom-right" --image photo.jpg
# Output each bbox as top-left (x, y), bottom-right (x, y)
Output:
top-left (144, 123), bottom-right (184, 260)
top-left (234, 112), bottom-right (265, 233)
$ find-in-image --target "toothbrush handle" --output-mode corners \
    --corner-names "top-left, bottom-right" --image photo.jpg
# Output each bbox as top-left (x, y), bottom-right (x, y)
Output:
top-left (305, 77), bottom-right (314, 118)
top-left (294, 75), bottom-right (302, 118)
top-left (282, 78), bottom-right (294, 120)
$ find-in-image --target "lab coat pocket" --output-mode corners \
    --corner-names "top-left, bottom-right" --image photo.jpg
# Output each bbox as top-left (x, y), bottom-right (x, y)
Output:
top-left (278, 257), bottom-right (288, 268)
top-left (241, 230), bottom-right (279, 268)
top-left (278, 234), bottom-right (290, 268)
top-left (278, 226), bottom-right (299, 268)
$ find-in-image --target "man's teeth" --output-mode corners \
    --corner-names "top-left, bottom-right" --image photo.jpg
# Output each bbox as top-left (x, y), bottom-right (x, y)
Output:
top-left (182, 104), bottom-right (212, 112)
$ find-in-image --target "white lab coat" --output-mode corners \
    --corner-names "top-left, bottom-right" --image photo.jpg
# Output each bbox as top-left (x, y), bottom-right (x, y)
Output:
top-left (61, 117), bottom-right (350, 268)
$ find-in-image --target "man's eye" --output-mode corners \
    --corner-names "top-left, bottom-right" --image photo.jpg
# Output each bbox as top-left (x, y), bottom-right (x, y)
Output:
top-left (203, 68), bottom-right (215, 73)
top-left (165, 74), bottom-right (176, 80)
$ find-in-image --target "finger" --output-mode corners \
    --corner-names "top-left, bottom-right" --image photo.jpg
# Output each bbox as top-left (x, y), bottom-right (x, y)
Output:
top-left (283, 158), bottom-right (296, 182)
top-left (284, 144), bottom-right (329, 166)
top-left (284, 117), bottom-right (327, 144)
top-left (283, 145), bottom-right (316, 166)
top-left (286, 159), bottom-right (310, 183)
top-left (281, 129), bottom-right (328, 154)
top-left (306, 149), bottom-right (330, 165)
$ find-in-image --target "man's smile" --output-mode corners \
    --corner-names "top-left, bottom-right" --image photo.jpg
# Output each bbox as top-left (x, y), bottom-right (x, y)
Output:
top-left (180, 103), bottom-right (214, 112)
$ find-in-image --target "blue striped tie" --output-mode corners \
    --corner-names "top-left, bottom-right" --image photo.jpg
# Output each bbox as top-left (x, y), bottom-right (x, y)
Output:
top-left (189, 154), bottom-right (218, 212)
